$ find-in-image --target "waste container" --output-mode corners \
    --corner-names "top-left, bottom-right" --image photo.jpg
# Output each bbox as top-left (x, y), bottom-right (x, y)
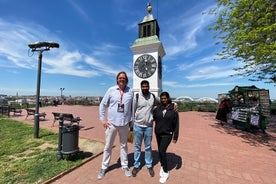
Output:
top-left (61, 124), bottom-right (79, 154)
top-left (57, 114), bottom-right (80, 161)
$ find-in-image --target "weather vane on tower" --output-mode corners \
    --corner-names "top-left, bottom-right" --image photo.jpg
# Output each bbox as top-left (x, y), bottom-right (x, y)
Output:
top-left (147, 2), bottom-right (152, 14)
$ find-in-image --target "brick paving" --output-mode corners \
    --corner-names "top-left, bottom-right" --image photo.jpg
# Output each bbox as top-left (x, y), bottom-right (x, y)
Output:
top-left (10, 105), bottom-right (276, 184)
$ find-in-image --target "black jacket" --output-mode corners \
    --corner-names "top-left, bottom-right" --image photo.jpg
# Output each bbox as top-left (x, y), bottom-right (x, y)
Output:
top-left (153, 104), bottom-right (179, 141)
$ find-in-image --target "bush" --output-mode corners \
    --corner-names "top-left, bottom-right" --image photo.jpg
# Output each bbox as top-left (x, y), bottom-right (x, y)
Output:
top-left (271, 101), bottom-right (276, 115)
top-left (178, 102), bottom-right (196, 112)
top-left (197, 103), bottom-right (218, 112)
top-left (177, 102), bottom-right (218, 112)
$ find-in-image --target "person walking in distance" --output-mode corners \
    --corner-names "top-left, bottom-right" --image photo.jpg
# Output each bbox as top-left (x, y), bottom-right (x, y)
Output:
top-left (153, 92), bottom-right (179, 183)
top-left (132, 80), bottom-right (156, 177)
top-left (216, 96), bottom-right (231, 126)
top-left (97, 71), bottom-right (134, 179)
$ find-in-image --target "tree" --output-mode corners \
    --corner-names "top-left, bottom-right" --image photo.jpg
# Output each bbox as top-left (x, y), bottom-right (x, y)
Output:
top-left (210, 0), bottom-right (276, 83)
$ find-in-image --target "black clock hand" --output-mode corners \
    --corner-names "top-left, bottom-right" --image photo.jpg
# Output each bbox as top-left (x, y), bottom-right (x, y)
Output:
top-left (145, 59), bottom-right (148, 71)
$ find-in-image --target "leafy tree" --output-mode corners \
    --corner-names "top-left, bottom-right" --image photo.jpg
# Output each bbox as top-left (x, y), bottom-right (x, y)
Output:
top-left (210, 0), bottom-right (276, 83)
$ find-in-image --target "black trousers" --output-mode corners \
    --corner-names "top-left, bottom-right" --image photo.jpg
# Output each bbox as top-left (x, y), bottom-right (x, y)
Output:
top-left (155, 134), bottom-right (172, 173)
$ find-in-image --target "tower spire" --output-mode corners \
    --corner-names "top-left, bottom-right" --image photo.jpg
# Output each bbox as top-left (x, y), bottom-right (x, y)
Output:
top-left (131, 0), bottom-right (165, 96)
top-left (147, 2), bottom-right (152, 14)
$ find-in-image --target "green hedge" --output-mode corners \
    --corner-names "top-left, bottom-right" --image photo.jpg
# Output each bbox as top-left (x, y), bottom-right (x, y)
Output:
top-left (271, 101), bottom-right (276, 114)
top-left (177, 101), bottom-right (276, 115)
top-left (177, 102), bottom-right (218, 112)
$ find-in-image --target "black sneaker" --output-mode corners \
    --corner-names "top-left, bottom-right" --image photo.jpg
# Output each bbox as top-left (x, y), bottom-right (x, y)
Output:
top-left (132, 167), bottom-right (140, 177)
top-left (148, 167), bottom-right (155, 177)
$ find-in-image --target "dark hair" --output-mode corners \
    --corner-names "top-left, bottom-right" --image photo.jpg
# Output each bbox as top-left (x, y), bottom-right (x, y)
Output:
top-left (160, 91), bottom-right (170, 99)
top-left (140, 80), bottom-right (149, 86)
top-left (116, 71), bottom-right (128, 85)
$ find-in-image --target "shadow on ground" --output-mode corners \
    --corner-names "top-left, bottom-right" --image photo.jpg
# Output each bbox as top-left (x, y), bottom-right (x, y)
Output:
top-left (207, 113), bottom-right (276, 152)
top-left (104, 150), bottom-right (182, 175)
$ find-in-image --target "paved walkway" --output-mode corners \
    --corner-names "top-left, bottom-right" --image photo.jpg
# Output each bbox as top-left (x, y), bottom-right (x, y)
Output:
top-left (11, 105), bottom-right (276, 184)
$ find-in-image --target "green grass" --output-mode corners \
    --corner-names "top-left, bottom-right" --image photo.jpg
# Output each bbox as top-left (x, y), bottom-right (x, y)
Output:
top-left (0, 116), bottom-right (88, 184)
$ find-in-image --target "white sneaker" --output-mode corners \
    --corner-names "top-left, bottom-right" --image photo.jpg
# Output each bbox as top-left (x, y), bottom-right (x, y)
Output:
top-left (122, 167), bottom-right (132, 177)
top-left (97, 169), bottom-right (106, 180)
top-left (159, 167), bottom-right (164, 177)
top-left (159, 171), bottom-right (169, 183)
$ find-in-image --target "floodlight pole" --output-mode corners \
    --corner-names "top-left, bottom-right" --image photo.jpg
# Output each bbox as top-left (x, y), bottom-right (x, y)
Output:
top-left (28, 42), bottom-right (59, 138)
top-left (34, 50), bottom-right (43, 138)
top-left (60, 88), bottom-right (65, 98)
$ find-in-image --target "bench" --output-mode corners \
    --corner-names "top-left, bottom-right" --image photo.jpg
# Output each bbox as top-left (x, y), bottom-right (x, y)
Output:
top-left (10, 107), bottom-right (22, 116)
top-left (0, 105), bottom-right (10, 117)
top-left (25, 108), bottom-right (46, 120)
top-left (52, 112), bottom-right (81, 127)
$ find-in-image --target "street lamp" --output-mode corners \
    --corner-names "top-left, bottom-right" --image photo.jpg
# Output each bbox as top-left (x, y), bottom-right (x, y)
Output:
top-left (60, 88), bottom-right (65, 98)
top-left (28, 41), bottom-right (59, 138)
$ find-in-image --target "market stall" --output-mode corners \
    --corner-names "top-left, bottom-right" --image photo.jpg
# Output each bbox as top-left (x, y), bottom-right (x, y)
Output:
top-left (228, 85), bottom-right (271, 132)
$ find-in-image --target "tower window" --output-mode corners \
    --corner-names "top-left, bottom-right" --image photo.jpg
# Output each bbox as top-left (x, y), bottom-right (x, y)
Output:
top-left (138, 20), bottom-right (159, 38)
top-left (142, 24), bottom-right (151, 37)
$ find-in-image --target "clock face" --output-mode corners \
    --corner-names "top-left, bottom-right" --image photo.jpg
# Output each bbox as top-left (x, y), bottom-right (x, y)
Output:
top-left (134, 54), bottom-right (157, 78)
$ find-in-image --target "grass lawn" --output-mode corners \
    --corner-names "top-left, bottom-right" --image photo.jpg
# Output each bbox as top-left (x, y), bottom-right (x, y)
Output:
top-left (0, 115), bottom-right (90, 184)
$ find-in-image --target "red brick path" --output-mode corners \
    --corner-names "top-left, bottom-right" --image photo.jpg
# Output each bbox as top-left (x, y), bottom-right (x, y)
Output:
top-left (10, 105), bottom-right (276, 184)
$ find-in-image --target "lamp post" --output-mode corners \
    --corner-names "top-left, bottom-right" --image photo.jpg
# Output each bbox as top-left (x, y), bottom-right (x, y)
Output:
top-left (28, 42), bottom-right (59, 138)
top-left (60, 88), bottom-right (65, 98)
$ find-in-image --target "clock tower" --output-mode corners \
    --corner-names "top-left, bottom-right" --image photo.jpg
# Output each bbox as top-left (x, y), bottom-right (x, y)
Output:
top-left (131, 3), bottom-right (165, 96)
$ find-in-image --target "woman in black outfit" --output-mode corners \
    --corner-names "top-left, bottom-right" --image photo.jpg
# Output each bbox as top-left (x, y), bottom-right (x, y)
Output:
top-left (153, 92), bottom-right (179, 183)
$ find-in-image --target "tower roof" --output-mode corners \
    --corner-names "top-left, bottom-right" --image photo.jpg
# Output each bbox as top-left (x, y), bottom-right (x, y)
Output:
top-left (130, 2), bottom-right (165, 57)
top-left (142, 3), bottom-right (154, 23)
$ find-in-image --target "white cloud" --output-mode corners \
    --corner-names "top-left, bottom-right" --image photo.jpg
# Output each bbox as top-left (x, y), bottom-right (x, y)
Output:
top-left (175, 54), bottom-right (239, 81)
top-left (187, 82), bottom-right (237, 88)
top-left (186, 68), bottom-right (236, 81)
top-left (163, 81), bottom-right (183, 88)
top-left (0, 18), bottom-right (61, 69)
top-left (0, 19), bottom-right (129, 78)
top-left (67, 0), bottom-right (91, 22)
top-left (42, 51), bottom-right (99, 77)
top-left (177, 55), bottom-right (217, 71)
top-left (163, 80), bottom-right (236, 88)
top-left (163, 4), bottom-right (217, 58)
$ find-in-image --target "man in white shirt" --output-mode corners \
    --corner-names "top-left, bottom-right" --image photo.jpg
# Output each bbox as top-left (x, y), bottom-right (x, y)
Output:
top-left (97, 71), bottom-right (134, 179)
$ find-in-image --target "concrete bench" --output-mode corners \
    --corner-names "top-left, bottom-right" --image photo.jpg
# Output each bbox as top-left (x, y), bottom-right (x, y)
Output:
top-left (25, 108), bottom-right (46, 120)
top-left (52, 112), bottom-right (81, 127)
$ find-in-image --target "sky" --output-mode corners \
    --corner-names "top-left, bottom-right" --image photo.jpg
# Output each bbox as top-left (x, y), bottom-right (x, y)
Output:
top-left (0, 0), bottom-right (275, 99)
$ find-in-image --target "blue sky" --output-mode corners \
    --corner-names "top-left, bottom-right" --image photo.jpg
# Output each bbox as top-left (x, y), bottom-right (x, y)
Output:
top-left (0, 0), bottom-right (275, 99)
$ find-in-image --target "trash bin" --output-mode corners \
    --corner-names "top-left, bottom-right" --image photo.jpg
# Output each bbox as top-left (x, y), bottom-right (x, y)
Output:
top-left (61, 124), bottom-right (79, 154)
top-left (57, 114), bottom-right (80, 161)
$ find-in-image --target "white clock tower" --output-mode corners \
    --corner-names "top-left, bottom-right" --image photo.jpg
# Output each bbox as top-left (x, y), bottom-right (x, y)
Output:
top-left (131, 3), bottom-right (165, 96)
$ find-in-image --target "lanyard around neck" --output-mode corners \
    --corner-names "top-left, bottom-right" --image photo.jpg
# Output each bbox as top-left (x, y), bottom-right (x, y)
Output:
top-left (119, 88), bottom-right (124, 104)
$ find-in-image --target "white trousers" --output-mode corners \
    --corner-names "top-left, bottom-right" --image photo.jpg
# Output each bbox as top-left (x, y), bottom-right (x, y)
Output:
top-left (101, 123), bottom-right (129, 170)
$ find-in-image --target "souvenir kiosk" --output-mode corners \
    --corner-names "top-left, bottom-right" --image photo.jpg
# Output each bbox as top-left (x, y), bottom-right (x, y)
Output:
top-left (229, 85), bottom-right (270, 132)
